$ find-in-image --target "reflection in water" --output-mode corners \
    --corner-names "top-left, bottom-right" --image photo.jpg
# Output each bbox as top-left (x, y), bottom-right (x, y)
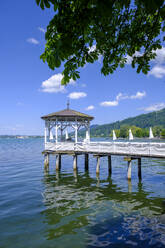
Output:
top-left (73, 169), bottom-right (78, 183)
top-left (96, 173), bottom-right (100, 187)
top-left (127, 179), bottom-right (132, 193)
top-left (42, 170), bottom-right (165, 247)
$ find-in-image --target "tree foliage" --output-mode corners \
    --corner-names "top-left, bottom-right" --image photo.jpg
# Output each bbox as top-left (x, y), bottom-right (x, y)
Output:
top-left (161, 129), bottom-right (165, 138)
top-left (36, 0), bottom-right (165, 84)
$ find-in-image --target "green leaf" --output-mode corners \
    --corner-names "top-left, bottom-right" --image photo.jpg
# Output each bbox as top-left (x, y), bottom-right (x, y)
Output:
top-left (40, 0), bottom-right (44, 10)
top-left (44, 0), bottom-right (50, 8)
top-left (61, 77), bottom-right (66, 85)
top-left (36, 0), bottom-right (40, 5)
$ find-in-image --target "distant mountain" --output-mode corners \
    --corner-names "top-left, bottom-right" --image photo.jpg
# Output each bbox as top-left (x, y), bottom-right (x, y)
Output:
top-left (78, 108), bottom-right (165, 137)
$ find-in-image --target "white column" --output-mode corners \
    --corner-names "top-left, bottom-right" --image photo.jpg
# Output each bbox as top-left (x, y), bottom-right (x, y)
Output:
top-left (47, 122), bottom-right (50, 142)
top-left (87, 122), bottom-right (90, 142)
top-left (55, 124), bottom-right (58, 143)
top-left (75, 126), bottom-right (78, 143)
top-left (44, 122), bottom-right (47, 143)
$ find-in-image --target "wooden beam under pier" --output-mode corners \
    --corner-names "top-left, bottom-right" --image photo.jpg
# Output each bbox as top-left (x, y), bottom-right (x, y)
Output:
top-left (108, 156), bottom-right (112, 175)
top-left (124, 156), bottom-right (142, 180)
top-left (85, 154), bottom-right (89, 170)
top-left (124, 156), bottom-right (141, 161)
top-left (44, 153), bottom-right (49, 169)
top-left (96, 156), bottom-right (100, 174)
top-left (73, 155), bottom-right (77, 170)
top-left (127, 160), bottom-right (132, 180)
top-left (56, 154), bottom-right (61, 170)
top-left (138, 158), bottom-right (142, 180)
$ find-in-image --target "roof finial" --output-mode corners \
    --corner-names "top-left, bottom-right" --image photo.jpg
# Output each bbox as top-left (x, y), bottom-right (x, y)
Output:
top-left (67, 99), bottom-right (70, 110)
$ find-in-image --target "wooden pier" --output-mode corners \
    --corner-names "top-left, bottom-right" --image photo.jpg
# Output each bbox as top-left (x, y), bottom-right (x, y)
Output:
top-left (41, 104), bottom-right (165, 180)
top-left (43, 141), bottom-right (165, 180)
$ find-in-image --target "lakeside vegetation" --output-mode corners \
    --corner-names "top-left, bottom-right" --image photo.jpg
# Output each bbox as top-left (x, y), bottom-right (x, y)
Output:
top-left (110, 125), bottom-right (165, 139)
top-left (78, 108), bottom-right (165, 138)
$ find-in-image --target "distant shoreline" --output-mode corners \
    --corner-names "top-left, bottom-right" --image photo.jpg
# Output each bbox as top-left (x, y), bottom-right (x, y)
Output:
top-left (0, 135), bottom-right (44, 139)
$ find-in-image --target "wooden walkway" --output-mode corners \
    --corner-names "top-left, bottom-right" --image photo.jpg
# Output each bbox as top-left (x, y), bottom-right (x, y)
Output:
top-left (43, 141), bottom-right (165, 180)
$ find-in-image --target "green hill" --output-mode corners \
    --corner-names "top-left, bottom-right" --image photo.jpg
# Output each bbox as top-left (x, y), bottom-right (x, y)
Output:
top-left (79, 108), bottom-right (165, 137)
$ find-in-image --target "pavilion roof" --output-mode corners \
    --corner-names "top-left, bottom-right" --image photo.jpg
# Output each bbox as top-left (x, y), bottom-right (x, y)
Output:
top-left (41, 108), bottom-right (94, 121)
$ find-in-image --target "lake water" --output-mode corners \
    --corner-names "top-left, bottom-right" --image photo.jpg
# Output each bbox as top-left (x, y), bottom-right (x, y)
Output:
top-left (1, 137), bottom-right (165, 248)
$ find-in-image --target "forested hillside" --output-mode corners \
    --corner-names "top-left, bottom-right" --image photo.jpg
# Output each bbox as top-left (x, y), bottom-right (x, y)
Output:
top-left (78, 108), bottom-right (165, 137)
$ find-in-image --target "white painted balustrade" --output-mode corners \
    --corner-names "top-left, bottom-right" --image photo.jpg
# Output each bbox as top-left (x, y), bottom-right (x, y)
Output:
top-left (45, 141), bottom-right (165, 158)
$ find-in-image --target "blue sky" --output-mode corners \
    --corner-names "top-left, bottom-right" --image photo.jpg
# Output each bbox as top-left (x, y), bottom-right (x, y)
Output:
top-left (0, 0), bottom-right (165, 135)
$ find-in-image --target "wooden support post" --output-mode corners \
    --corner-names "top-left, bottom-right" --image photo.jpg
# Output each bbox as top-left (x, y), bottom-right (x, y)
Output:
top-left (59, 154), bottom-right (61, 170)
top-left (73, 155), bottom-right (77, 170)
top-left (138, 158), bottom-right (142, 180)
top-left (96, 156), bottom-right (100, 174)
top-left (44, 153), bottom-right (49, 169)
top-left (56, 154), bottom-right (61, 170)
top-left (85, 154), bottom-right (89, 170)
top-left (108, 156), bottom-right (112, 175)
top-left (127, 160), bottom-right (132, 180)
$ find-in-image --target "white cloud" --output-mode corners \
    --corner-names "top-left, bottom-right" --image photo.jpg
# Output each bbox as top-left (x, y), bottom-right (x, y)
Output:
top-left (141, 103), bottom-right (165, 112)
top-left (41, 73), bottom-right (75, 93)
top-left (100, 91), bottom-right (146, 107)
top-left (100, 100), bottom-right (118, 107)
top-left (116, 91), bottom-right (146, 101)
top-left (125, 55), bottom-right (133, 65)
top-left (88, 45), bottom-right (96, 53)
top-left (41, 73), bottom-right (71, 93)
top-left (148, 65), bottom-right (165, 78)
top-left (86, 105), bottom-right (95, 110)
top-left (116, 93), bottom-right (129, 101)
top-left (126, 47), bottom-right (165, 65)
top-left (130, 91), bottom-right (146, 99)
top-left (153, 47), bottom-right (165, 64)
top-left (126, 47), bottom-right (165, 78)
top-left (148, 47), bottom-right (165, 78)
top-left (68, 80), bottom-right (76, 86)
top-left (81, 83), bottom-right (86, 88)
top-left (68, 92), bottom-right (87, 99)
top-left (27, 38), bottom-right (39, 45)
top-left (126, 51), bottom-right (143, 65)
top-left (38, 27), bottom-right (46, 33)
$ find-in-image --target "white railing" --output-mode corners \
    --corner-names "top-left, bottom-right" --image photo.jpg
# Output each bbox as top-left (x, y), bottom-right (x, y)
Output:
top-left (45, 141), bottom-right (165, 158)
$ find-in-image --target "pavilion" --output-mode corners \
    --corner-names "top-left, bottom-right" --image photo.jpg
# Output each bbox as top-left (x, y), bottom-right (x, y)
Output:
top-left (41, 102), bottom-right (94, 144)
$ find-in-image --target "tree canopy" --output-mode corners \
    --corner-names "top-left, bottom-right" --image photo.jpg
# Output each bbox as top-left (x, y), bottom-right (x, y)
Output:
top-left (36, 0), bottom-right (165, 84)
